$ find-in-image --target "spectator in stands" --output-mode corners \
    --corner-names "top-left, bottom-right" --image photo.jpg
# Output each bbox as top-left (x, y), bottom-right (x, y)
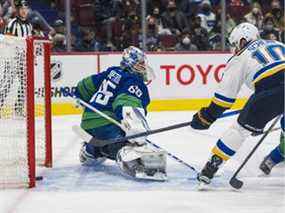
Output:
top-left (147, 7), bottom-right (171, 35)
top-left (176, 0), bottom-right (199, 18)
top-left (175, 29), bottom-right (198, 51)
top-left (197, 0), bottom-right (216, 33)
top-left (260, 14), bottom-right (281, 41)
top-left (0, 0), bottom-right (14, 23)
top-left (52, 19), bottom-right (66, 51)
top-left (53, 19), bottom-right (64, 35)
top-left (28, 10), bottom-right (55, 37)
top-left (52, 34), bottom-right (66, 52)
top-left (266, 0), bottom-right (284, 30)
top-left (121, 0), bottom-right (140, 16)
top-left (117, 8), bottom-right (141, 49)
top-left (191, 15), bottom-right (211, 50)
top-left (145, 16), bottom-right (160, 51)
top-left (94, 0), bottom-right (124, 45)
top-left (244, 2), bottom-right (263, 29)
top-left (75, 28), bottom-right (102, 52)
top-left (32, 16), bottom-right (45, 37)
top-left (226, 14), bottom-right (236, 37)
top-left (267, 32), bottom-right (279, 41)
top-left (94, 0), bottom-right (121, 22)
top-left (161, 0), bottom-right (189, 36)
top-left (0, 0), bottom-right (13, 18)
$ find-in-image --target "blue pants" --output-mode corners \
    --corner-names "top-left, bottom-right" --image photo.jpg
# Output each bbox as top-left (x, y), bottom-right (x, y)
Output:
top-left (85, 124), bottom-right (129, 160)
top-left (238, 84), bottom-right (284, 133)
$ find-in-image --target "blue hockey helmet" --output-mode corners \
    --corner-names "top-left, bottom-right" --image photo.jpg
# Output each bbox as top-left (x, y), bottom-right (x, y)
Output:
top-left (121, 46), bottom-right (155, 82)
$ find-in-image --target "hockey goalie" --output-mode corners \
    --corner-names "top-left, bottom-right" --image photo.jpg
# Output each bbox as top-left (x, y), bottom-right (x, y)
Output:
top-left (74, 46), bottom-right (167, 181)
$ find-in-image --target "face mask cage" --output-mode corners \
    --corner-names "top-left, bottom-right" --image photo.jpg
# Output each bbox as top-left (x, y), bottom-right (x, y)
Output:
top-left (121, 47), bottom-right (155, 82)
top-left (132, 59), bottom-right (156, 82)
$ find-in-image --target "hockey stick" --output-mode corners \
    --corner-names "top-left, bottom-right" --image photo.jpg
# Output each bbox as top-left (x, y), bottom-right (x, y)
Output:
top-left (229, 115), bottom-right (281, 190)
top-left (145, 139), bottom-right (198, 172)
top-left (72, 125), bottom-right (198, 173)
top-left (219, 110), bottom-right (240, 118)
top-left (70, 96), bottom-right (199, 173)
top-left (255, 127), bottom-right (281, 136)
top-left (71, 93), bottom-right (241, 146)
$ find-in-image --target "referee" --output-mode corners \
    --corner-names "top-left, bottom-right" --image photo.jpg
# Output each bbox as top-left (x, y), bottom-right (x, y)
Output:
top-left (5, 0), bottom-right (33, 37)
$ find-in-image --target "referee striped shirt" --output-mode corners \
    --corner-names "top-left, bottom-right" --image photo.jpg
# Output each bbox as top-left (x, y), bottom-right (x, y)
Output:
top-left (5, 17), bottom-right (33, 38)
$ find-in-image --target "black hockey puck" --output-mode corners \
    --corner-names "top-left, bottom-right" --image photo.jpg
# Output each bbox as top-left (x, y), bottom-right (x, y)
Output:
top-left (36, 176), bottom-right (43, 181)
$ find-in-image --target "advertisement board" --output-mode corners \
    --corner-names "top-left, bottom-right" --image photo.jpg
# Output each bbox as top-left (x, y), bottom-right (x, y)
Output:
top-left (48, 52), bottom-right (250, 115)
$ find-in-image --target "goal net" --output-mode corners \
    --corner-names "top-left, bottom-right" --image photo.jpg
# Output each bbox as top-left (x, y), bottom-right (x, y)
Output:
top-left (0, 35), bottom-right (52, 188)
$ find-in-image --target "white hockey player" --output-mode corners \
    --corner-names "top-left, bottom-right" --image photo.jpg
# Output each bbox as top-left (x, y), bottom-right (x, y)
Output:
top-left (189, 23), bottom-right (285, 186)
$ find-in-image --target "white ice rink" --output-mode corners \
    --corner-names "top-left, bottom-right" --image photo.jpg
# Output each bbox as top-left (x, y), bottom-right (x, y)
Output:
top-left (1, 111), bottom-right (284, 213)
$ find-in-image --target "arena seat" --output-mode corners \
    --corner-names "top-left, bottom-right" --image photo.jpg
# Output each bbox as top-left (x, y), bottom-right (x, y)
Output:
top-left (159, 34), bottom-right (177, 50)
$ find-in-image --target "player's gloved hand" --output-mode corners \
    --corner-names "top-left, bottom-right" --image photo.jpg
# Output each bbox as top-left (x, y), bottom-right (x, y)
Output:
top-left (190, 108), bottom-right (216, 130)
top-left (74, 99), bottom-right (82, 108)
top-left (71, 98), bottom-right (83, 109)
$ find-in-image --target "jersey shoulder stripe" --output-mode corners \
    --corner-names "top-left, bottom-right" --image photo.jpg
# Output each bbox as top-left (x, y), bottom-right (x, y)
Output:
top-left (253, 61), bottom-right (285, 84)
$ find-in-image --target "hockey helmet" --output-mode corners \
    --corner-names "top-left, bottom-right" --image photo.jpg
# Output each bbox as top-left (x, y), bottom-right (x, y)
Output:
top-left (14, 0), bottom-right (29, 8)
top-left (229, 22), bottom-right (260, 53)
top-left (121, 46), bottom-right (155, 82)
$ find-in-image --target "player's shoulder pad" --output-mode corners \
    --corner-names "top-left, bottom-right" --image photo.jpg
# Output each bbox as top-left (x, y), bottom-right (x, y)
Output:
top-left (123, 74), bottom-right (149, 98)
top-left (106, 66), bottom-right (124, 73)
top-left (127, 73), bottom-right (146, 87)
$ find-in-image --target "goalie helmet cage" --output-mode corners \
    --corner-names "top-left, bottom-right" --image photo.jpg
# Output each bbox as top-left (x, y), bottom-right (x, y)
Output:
top-left (0, 36), bottom-right (52, 188)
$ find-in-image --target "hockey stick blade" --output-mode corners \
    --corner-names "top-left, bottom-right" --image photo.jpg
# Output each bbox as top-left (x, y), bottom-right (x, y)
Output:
top-left (229, 177), bottom-right (243, 190)
top-left (229, 115), bottom-right (281, 190)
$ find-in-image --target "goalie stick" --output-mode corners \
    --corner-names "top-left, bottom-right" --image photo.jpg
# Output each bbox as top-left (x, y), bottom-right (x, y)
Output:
top-left (71, 94), bottom-right (241, 147)
top-left (70, 95), bottom-right (199, 173)
top-left (229, 115), bottom-right (281, 190)
top-left (72, 125), bottom-right (198, 173)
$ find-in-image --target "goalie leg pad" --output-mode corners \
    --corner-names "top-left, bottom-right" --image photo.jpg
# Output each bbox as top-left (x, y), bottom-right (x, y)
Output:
top-left (116, 145), bottom-right (167, 181)
top-left (79, 142), bottom-right (106, 166)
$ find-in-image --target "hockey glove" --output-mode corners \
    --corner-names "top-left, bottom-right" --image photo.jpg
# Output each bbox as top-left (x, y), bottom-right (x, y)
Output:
top-left (190, 108), bottom-right (217, 130)
top-left (121, 106), bottom-right (148, 146)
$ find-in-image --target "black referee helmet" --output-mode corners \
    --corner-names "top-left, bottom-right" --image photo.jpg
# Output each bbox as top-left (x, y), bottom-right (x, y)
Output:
top-left (14, 0), bottom-right (29, 8)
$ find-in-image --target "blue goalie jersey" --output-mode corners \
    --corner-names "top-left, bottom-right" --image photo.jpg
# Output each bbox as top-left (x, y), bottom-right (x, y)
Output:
top-left (75, 66), bottom-right (150, 133)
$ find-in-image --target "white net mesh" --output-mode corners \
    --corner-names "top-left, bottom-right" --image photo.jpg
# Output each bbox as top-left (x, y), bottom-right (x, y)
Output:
top-left (0, 36), bottom-right (29, 188)
top-left (34, 41), bottom-right (47, 165)
top-left (0, 36), bottom-right (51, 188)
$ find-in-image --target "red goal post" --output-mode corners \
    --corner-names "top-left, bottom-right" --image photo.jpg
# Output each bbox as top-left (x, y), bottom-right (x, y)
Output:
top-left (0, 36), bottom-right (52, 188)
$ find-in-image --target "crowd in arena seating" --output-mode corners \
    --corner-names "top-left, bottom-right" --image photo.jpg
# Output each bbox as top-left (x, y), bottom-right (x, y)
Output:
top-left (0, 0), bottom-right (284, 52)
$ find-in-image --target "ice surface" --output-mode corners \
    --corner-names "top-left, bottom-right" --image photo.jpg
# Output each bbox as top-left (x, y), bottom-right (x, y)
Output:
top-left (1, 112), bottom-right (284, 213)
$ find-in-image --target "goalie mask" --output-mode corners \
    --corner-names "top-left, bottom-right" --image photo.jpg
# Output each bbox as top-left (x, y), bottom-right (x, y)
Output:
top-left (121, 46), bottom-right (155, 82)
